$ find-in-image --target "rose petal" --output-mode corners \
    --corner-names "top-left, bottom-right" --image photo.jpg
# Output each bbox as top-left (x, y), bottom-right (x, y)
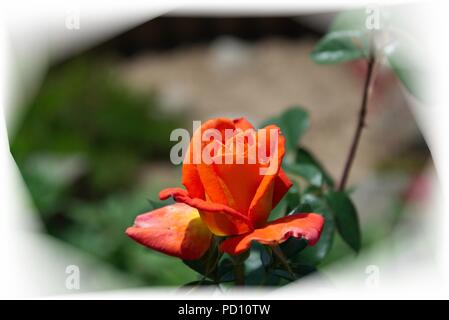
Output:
top-left (273, 169), bottom-right (293, 208)
top-left (183, 118), bottom-right (237, 205)
top-left (213, 129), bottom-right (263, 214)
top-left (125, 203), bottom-right (212, 260)
top-left (233, 117), bottom-right (254, 130)
top-left (248, 125), bottom-right (291, 227)
top-left (160, 188), bottom-right (253, 236)
top-left (182, 144), bottom-right (205, 200)
top-left (219, 213), bottom-right (324, 255)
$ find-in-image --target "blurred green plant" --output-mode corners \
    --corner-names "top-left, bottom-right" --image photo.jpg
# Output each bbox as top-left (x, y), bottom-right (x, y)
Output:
top-left (11, 57), bottom-right (183, 197)
top-left (311, 8), bottom-right (428, 101)
top-left (10, 56), bottom-right (196, 286)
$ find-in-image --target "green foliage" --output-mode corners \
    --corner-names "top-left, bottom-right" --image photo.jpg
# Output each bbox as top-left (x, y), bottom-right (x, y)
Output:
top-left (326, 191), bottom-right (361, 253)
top-left (11, 56), bottom-right (184, 198)
top-left (261, 106), bottom-right (309, 152)
top-left (311, 9), bottom-right (370, 64)
top-left (183, 237), bottom-right (221, 281)
top-left (280, 238), bottom-right (308, 257)
top-left (285, 147), bottom-right (335, 188)
top-left (62, 192), bottom-right (197, 285)
top-left (293, 192), bottom-right (335, 266)
top-left (311, 30), bottom-right (369, 64)
top-left (9, 55), bottom-right (191, 287)
top-left (284, 181), bottom-right (301, 214)
top-left (311, 8), bottom-right (428, 100)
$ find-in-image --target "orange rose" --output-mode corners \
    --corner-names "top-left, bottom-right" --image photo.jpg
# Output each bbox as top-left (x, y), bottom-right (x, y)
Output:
top-left (126, 117), bottom-right (324, 259)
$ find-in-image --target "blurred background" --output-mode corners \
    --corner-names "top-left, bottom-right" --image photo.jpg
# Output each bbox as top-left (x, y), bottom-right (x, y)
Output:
top-left (7, 13), bottom-right (434, 291)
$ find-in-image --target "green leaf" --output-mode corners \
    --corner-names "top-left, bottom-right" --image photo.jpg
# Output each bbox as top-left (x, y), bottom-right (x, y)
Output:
top-left (326, 191), bottom-right (361, 253)
top-left (217, 257), bottom-right (234, 282)
top-left (268, 196), bottom-right (288, 221)
top-left (291, 264), bottom-right (317, 278)
top-left (182, 256), bottom-right (213, 279)
top-left (280, 107), bottom-right (310, 151)
top-left (261, 106), bottom-right (309, 153)
top-left (291, 202), bottom-right (313, 215)
top-left (311, 30), bottom-right (369, 64)
top-left (284, 148), bottom-right (333, 188)
top-left (284, 162), bottom-right (323, 187)
top-left (269, 181), bottom-right (301, 220)
top-left (293, 194), bottom-right (335, 265)
top-left (285, 181), bottom-right (301, 213)
top-left (260, 246), bottom-right (272, 268)
top-left (327, 8), bottom-right (427, 101)
top-left (246, 267), bottom-right (282, 286)
top-left (296, 147), bottom-right (334, 187)
top-left (273, 264), bottom-right (317, 281)
top-left (182, 239), bottom-right (219, 279)
top-left (280, 237), bottom-right (308, 257)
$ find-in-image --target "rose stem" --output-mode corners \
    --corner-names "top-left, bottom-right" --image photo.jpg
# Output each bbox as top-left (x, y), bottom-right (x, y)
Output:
top-left (271, 245), bottom-right (296, 280)
top-left (338, 53), bottom-right (376, 191)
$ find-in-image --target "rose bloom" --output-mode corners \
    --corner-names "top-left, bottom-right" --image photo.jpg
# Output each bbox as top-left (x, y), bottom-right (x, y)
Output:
top-left (126, 118), bottom-right (323, 260)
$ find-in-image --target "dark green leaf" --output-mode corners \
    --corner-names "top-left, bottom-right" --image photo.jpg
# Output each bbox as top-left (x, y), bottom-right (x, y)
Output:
top-left (296, 203), bottom-right (313, 214)
top-left (280, 237), bottom-right (308, 257)
top-left (260, 246), bottom-right (272, 268)
top-left (183, 242), bottom-right (219, 279)
top-left (217, 257), bottom-right (234, 282)
top-left (280, 107), bottom-right (310, 151)
top-left (285, 181), bottom-right (301, 213)
top-left (182, 258), bottom-right (210, 279)
top-left (293, 195), bottom-right (335, 265)
top-left (284, 163), bottom-right (323, 187)
top-left (246, 267), bottom-right (282, 286)
top-left (268, 196), bottom-right (287, 221)
top-left (259, 116), bottom-right (283, 131)
top-left (271, 181), bottom-right (301, 219)
top-left (273, 264), bottom-right (317, 281)
top-left (260, 106), bottom-right (309, 153)
top-left (291, 264), bottom-right (317, 277)
top-left (326, 191), bottom-right (361, 253)
top-left (285, 202), bottom-right (314, 216)
top-left (271, 269), bottom-right (295, 282)
top-left (311, 30), bottom-right (369, 64)
top-left (296, 147), bottom-right (334, 187)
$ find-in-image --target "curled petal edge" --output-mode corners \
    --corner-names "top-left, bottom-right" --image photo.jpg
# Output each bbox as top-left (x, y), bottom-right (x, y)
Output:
top-left (219, 213), bottom-right (324, 255)
top-left (159, 188), bottom-right (253, 236)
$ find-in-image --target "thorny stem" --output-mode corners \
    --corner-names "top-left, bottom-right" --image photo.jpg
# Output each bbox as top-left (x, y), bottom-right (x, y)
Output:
top-left (338, 53), bottom-right (376, 191)
top-left (271, 245), bottom-right (296, 280)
